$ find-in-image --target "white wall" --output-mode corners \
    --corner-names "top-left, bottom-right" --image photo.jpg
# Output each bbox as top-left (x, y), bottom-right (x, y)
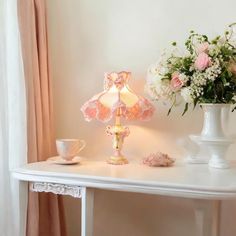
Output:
top-left (46, 0), bottom-right (236, 235)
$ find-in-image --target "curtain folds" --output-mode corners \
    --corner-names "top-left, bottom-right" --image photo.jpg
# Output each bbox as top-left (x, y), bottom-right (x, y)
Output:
top-left (17, 0), bottom-right (66, 235)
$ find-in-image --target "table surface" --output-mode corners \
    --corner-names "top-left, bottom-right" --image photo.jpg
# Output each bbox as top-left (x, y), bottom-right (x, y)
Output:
top-left (12, 159), bottom-right (236, 200)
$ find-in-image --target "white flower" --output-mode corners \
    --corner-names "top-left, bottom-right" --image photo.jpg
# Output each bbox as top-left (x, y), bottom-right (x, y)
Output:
top-left (190, 85), bottom-right (204, 98)
top-left (204, 59), bottom-right (221, 81)
top-left (181, 87), bottom-right (193, 103)
top-left (146, 61), bottom-right (173, 101)
top-left (208, 44), bottom-right (221, 56)
top-left (232, 95), bottom-right (236, 102)
top-left (189, 65), bottom-right (195, 72)
top-left (147, 60), bottom-right (168, 77)
top-left (146, 79), bottom-right (172, 101)
top-left (147, 63), bottom-right (159, 76)
top-left (147, 64), bottom-right (164, 84)
top-left (179, 73), bottom-right (189, 84)
top-left (191, 59), bottom-right (221, 88)
top-left (192, 72), bottom-right (207, 86)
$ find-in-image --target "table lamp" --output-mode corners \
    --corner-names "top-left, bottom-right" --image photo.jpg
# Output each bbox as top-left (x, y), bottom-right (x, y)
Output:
top-left (81, 71), bottom-right (155, 165)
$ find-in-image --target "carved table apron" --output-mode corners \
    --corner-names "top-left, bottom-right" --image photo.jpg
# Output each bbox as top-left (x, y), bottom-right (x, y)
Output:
top-left (12, 160), bottom-right (236, 236)
top-left (29, 182), bottom-right (94, 236)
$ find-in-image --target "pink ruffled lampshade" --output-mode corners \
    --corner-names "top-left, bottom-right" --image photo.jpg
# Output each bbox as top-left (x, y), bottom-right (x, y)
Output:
top-left (81, 71), bottom-right (155, 122)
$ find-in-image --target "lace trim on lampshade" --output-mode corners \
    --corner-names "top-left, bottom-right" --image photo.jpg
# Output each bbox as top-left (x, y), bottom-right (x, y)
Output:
top-left (81, 71), bottom-right (155, 122)
top-left (81, 96), bottom-right (155, 122)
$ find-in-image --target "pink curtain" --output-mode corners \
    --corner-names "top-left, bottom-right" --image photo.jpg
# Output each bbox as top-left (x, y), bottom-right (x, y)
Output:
top-left (17, 0), bottom-right (66, 235)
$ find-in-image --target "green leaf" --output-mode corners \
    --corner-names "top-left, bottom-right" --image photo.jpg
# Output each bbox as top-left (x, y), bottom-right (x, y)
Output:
top-left (202, 35), bottom-right (208, 42)
top-left (167, 95), bottom-right (177, 116)
top-left (182, 103), bottom-right (189, 116)
top-left (193, 99), bottom-right (198, 110)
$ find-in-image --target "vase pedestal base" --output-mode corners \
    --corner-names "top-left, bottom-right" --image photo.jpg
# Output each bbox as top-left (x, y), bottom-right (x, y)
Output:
top-left (190, 135), bottom-right (235, 169)
top-left (185, 156), bottom-right (209, 164)
top-left (186, 135), bottom-right (210, 164)
top-left (208, 159), bottom-right (229, 169)
top-left (206, 139), bottom-right (233, 169)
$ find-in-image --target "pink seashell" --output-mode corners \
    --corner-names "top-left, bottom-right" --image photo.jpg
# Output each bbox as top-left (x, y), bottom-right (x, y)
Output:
top-left (143, 152), bottom-right (175, 167)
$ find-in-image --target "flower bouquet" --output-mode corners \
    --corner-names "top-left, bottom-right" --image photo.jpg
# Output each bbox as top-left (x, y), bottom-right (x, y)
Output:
top-left (146, 23), bottom-right (236, 115)
top-left (146, 24), bottom-right (236, 168)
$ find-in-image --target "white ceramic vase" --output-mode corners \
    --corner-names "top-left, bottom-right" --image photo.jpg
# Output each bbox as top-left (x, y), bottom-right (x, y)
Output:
top-left (201, 104), bottom-right (227, 138)
top-left (187, 104), bottom-right (235, 168)
top-left (199, 104), bottom-right (234, 169)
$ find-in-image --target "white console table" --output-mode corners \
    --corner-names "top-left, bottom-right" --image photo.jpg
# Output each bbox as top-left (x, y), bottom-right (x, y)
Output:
top-left (12, 160), bottom-right (236, 236)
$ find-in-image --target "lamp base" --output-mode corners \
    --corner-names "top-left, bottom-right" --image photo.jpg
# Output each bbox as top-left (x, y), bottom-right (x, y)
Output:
top-left (106, 123), bottom-right (130, 165)
top-left (107, 156), bottom-right (129, 165)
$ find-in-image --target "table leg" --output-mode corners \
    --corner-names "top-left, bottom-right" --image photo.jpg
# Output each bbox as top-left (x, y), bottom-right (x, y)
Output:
top-left (194, 199), bottom-right (221, 236)
top-left (81, 187), bottom-right (94, 236)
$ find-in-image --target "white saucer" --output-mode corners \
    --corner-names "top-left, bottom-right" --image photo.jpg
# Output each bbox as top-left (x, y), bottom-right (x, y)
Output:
top-left (47, 156), bottom-right (81, 165)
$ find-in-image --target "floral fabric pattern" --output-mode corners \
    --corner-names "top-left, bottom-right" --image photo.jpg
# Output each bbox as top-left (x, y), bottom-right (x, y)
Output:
top-left (81, 72), bottom-right (155, 122)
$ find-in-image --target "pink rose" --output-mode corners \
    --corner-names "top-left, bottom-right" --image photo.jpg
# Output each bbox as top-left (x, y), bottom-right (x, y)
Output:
top-left (229, 63), bottom-right (236, 75)
top-left (196, 42), bottom-right (209, 54)
top-left (170, 72), bottom-right (184, 90)
top-left (194, 52), bottom-right (211, 71)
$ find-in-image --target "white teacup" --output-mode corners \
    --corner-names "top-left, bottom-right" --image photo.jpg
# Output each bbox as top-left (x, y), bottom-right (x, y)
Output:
top-left (56, 139), bottom-right (86, 161)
